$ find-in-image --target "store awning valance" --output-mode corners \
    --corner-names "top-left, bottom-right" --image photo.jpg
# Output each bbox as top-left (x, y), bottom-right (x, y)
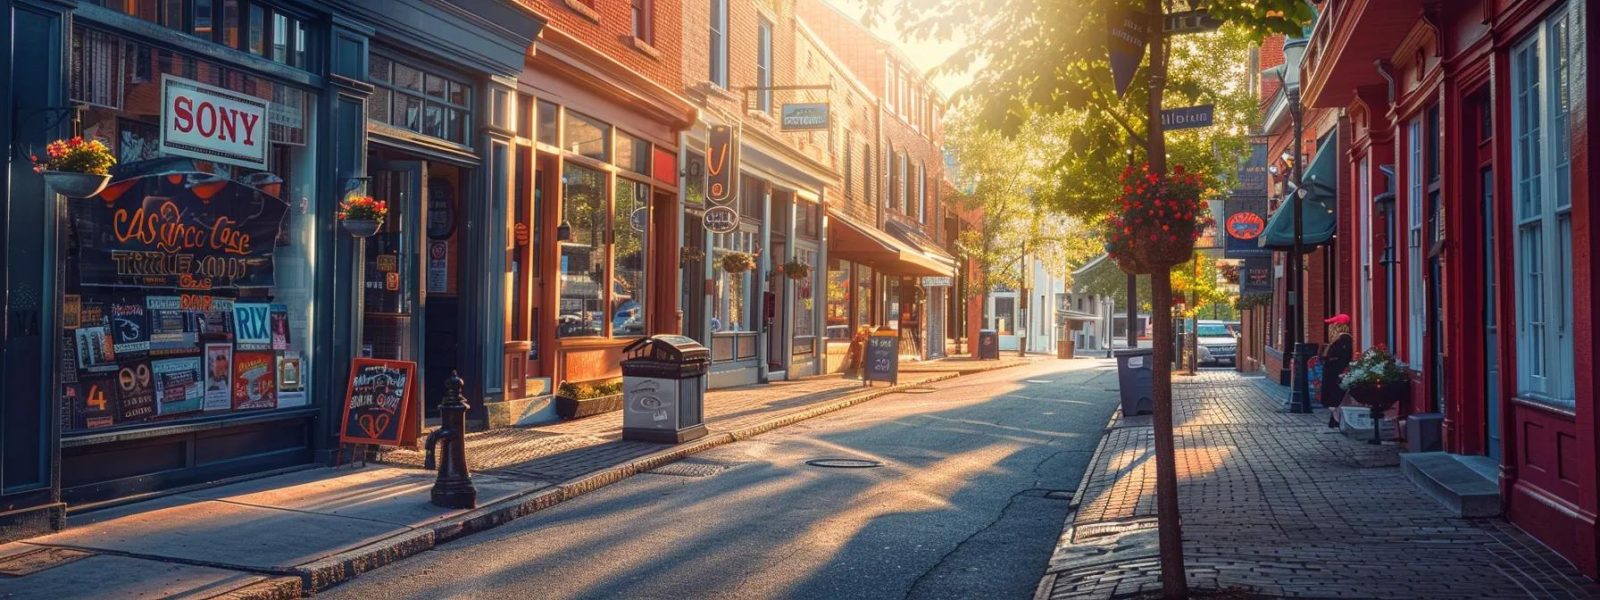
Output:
top-left (1260, 135), bottom-right (1337, 250)
top-left (828, 210), bottom-right (957, 277)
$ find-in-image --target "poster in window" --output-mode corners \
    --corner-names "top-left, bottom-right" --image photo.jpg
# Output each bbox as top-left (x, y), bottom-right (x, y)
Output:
top-left (147, 295), bottom-right (200, 352)
top-left (276, 351), bottom-right (307, 408)
top-left (110, 301), bottom-right (150, 355)
top-left (270, 304), bottom-right (291, 350)
top-left (233, 302), bottom-right (273, 349)
top-left (203, 343), bottom-right (233, 411)
top-left (75, 326), bottom-right (117, 373)
top-left (63, 295), bottom-right (82, 329)
top-left (153, 356), bottom-right (204, 415)
top-left (61, 333), bottom-right (80, 385)
top-left (64, 375), bottom-right (118, 430)
top-left (233, 351), bottom-right (278, 410)
top-left (199, 296), bottom-right (235, 340)
top-left (116, 360), bottom-right (156, 423)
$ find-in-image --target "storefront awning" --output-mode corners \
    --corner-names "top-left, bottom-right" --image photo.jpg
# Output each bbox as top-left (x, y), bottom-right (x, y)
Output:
top-left (1060, 310), bottom-right (1101, 323)
top-left (1259, 135), bottom-right (1337, 250)
top-left (828, 210), bottom-right (958, 277)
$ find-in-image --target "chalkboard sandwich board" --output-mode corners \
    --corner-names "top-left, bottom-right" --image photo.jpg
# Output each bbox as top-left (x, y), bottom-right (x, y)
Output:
top-left (339, 358), bottom-right (419, 447)
top-left (863, 327), bottom-right (900, 386)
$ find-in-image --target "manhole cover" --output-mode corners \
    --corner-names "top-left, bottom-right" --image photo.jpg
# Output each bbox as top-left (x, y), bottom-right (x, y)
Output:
top-left (806, 458), bottom-right (883, 469)
top-left (901, 387), bottom-right (936, 394)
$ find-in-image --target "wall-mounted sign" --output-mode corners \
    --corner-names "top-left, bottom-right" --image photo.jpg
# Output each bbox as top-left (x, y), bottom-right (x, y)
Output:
top-left (780, 103), bottom-right (830, 131)
top-left (1224, 196), bottom-right (1270, 258)
top-left (1160, 104), bottom-right (1214, 130)
top-left (159, 75), bottom-right (270, 170)
top-left (1108, 8), bottom-right (1151, 98)
top-left (1241, 256), bottom-right (1273, 295)
top-left (1226, 212), bottom-right (1265, 240)
top-left (74, 174), bottom-right (287, 289)
top-left (704, 205), bottom-right (738, 234)
top-left (921, 276), bottom-right (953, 287)
top-left (707, 125), bottom-right (738, 206)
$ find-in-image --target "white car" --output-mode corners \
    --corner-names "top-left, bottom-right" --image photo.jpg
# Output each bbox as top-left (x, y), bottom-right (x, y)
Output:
top-left (1195, 320), bottom-right (1238, 366)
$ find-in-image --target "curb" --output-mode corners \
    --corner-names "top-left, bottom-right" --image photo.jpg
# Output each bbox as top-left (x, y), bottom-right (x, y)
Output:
top-left (1035, 406), bottom-right (1125, 600)
top-left (233, 362), bottom-right (1029, 598)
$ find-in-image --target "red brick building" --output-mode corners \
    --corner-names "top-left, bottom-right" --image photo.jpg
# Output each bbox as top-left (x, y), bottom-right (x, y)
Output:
top-left (1297, 0), bottom-right (1597, 576)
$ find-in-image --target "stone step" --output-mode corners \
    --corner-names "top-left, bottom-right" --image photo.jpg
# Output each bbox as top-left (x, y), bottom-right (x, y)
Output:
top-left (1400, 452), bottom-right (1502, 518)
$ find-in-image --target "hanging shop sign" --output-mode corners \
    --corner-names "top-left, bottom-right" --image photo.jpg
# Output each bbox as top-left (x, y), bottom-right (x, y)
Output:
top-left (1224, 196), bottom-right (1270, 258)
top-left (160, 75), bottom-right (270, 170)
top-left (339, 358), bottom-right (420, 447)
top-left (1241, 256), bottom-right (1273, 295)
top-left (1236, 142), bottom-right (1269, 196)
top-left (704, 206), bottom-right (739, 234)
top-left (706, 125), bottom-right (738, 205)
top-left (780, 103), bottom-right (830, 131)
top-left (1108, 8), bottom-right (1151, 98)
top-left (74, 174), bottom-right (288, 289)
top-left (1160, 104), bottom-right (1214, 131)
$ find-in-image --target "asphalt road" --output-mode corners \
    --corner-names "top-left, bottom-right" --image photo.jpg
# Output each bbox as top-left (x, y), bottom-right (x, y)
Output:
top-left (323, 358), bottom-right (1120, 600)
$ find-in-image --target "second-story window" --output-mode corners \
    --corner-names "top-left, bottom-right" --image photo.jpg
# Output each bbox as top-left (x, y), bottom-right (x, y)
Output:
top-left (917, 161), bottom-right (926, 222)
top-left (632, 0), bottom-right (654, 45)
top-left (370, 51), bottom-right (474, 145)
top-left (757, 19), bottom-right (773, 113)
top-left (710, 0), bottom-right (728, 87)
top-left (843, 132), bottom-right (853, 199)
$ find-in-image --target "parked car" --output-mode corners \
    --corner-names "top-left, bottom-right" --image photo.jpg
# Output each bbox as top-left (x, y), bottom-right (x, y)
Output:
top-left (1196, 320), bottom-right (1238, 366)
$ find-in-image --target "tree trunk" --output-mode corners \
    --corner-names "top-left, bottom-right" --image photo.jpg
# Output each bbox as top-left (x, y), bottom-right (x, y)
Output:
top-left (1144, 0), bottom-right (1187, 597)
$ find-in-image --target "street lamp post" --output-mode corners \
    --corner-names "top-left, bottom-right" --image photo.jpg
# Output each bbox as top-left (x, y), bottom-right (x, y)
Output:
top-left (1281, 38), bottom-right (1314, 414)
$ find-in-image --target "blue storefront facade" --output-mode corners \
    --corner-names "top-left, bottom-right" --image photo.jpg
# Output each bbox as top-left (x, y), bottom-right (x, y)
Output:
top-left (0, 0), bottom-right (543, 541)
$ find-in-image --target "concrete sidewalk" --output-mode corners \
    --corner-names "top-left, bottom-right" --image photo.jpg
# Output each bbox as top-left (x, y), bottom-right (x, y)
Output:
top-left (1037, 370), bottom-right (1600, 599)
top-left (0, 356), bottom-right (1036, 600)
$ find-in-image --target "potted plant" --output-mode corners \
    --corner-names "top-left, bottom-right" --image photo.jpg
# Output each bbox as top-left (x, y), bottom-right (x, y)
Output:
top-left (555, 378), bottom-right (626, 419)
top-left (337, 195), bottom-right (389, 238)
top-left (31, 136), bottom-right (117, 198)
top-left (1340, 345), bottom-right (1410, 443)
top-left (782, 259), bottom-right (811, 281)
top-left (719, 251), bottom-right (756, 274)
top-left (1101, 163), bottom-right (1213, 275)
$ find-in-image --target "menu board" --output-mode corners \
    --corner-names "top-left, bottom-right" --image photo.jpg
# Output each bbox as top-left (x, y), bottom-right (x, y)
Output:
top-left (863, 330), bottom-right (899, 386)
top-left (339, 359), bottom-right (418, 447)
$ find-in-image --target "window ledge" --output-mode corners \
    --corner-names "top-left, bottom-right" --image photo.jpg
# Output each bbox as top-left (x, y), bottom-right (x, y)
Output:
top-left (746, 109), bottom-right (776, 126)
top-left (629, 37), bottom-right (662, 60)
top-left (705, 82), bottom-right (739, 101)
top-left (563, 0), bottom-right (600, 23)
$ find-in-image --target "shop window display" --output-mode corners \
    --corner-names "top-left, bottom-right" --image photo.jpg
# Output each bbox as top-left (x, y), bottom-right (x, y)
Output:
top-left (558, 163), bottom-right (606, 337)
top-left (61, 28), bottom-right (317, 434)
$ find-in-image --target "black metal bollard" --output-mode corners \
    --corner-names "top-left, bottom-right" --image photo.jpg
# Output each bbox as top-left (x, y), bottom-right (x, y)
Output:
top-left (1289, 342), bottom-right (1317, 414)
top-left (426, 370), bottom-right (477, 509)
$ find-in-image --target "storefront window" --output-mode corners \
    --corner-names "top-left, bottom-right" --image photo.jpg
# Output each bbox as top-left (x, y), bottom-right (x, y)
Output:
top-left (558, 163), bottom-right (606, 337)
top-left (369, 50), bottom-right (473, 145)
top-left (89, 0), bottom-right (310, 68)
top-left (827, 260), bottom-right (850, 339)
top-left (613, 179), bottom-right (649, 337)
top-left (712, 231), bottom-right (755, 333)
top-left (855, 265), bottom-right (874, 328)
top-left (616, 132), bottom-right (651, 176)
top-left (885, 278), bottom-right (901, 330)
top-left (537, 100), bottom-right (559, 146)
top-left (994, 297), bottom-right (1016, 335)
top-left (564, 110), bottom-right (610, 161)
top-left (684, 152), bottom-right (706, 207)
top-left (63, 28), bottom-right (317, 434)
top-left (793, 249), bottom-right (816, 352)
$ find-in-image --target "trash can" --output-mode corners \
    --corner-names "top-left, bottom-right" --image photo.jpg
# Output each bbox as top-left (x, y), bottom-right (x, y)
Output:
top-left (1056, 339), bottom-right (1074, 359)
top-left (1114, 348), bottom-right (1154, 416)
top-left (978, 329), bottom-right (1000, 360)
top-left (620, 335), bottom-right (710, 443)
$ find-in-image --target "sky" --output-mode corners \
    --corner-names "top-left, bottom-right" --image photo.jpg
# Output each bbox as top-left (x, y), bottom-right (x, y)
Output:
top-left (821, 0), bottom-right (976, 99)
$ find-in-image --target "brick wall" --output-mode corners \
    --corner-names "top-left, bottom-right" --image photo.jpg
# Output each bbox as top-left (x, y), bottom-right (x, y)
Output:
top-left (518, 0), bottom-right (683, 91)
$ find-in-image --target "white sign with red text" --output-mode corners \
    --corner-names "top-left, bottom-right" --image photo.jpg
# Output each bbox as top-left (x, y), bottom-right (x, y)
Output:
top-left (159, 75), bottom-right (270, 170)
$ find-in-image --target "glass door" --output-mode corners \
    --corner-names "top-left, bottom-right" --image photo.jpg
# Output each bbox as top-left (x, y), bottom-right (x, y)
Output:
top-left (362, 159), bottom-right (425, 365)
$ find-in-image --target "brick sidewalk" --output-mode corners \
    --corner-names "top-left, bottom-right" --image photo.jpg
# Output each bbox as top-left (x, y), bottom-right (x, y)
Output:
top-left (1039, 372), bottom-right (1600, 599)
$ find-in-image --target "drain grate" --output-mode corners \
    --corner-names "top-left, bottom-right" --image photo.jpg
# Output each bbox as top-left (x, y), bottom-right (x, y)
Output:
top-left (0, 548), bottom-right (94, 577)
top-left (1072, 518), bottom-right (1160, 542)
top-left (647, 461), bottom-right (733, 478)
top-left (806, 458), bottom-right (883, 469)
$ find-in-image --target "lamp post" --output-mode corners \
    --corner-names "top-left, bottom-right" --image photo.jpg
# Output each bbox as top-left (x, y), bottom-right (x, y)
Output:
top-left (1279, 38), bottom-right (1314, 414)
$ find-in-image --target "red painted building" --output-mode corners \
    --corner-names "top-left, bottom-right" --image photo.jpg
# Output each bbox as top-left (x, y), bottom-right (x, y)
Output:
top-left (1299, 0), bottom-right (1597, 576)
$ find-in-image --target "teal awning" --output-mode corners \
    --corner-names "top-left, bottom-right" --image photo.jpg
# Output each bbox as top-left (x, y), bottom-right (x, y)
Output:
top-left (1260, 135), bottom-right (1337, 250)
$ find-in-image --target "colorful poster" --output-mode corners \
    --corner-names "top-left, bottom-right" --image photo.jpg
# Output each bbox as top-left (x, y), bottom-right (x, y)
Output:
top-left (153, 356), bottom-right (204, 415)
top-left (79, 299), bottom-right (108, 328)
top-left (63, 295), bottom-right (83, 329)
top-left (233, 303), bottom-right (272, 349)
top-left (147, 295), bottom-right (201, 351)
top-left (75, 326), bottom-right (117, 373)
top-left (115, 361), bottom-right (156, 423)
top-left (276, 351), bottom-right (307, 408)
top-left (110, 301), bottom-right (150, 355)
top-left (199, 296), bottom-right (235, 340)
top-left (203, 343), bottom-right (234, 411)
top-left (232, 351), bottom-right (277, 410)
top-left (64, 375), bottom-right (118, 430)
top-left (269, 304), bottom-right (290, 350)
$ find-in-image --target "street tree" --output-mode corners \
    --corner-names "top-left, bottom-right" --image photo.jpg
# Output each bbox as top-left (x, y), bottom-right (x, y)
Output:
top-left (866, 1), bottom-right (1314, 597)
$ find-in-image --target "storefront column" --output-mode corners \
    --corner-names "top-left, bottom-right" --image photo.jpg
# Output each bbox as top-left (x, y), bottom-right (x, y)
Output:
top-left (757, 185), bottom-right (772, 382)
top-left (468, 77), bottom-right (517, 418)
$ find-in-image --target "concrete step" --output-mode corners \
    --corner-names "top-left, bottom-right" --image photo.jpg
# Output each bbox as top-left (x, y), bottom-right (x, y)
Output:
top-left (1400, 452), bottom-right (1502, 518)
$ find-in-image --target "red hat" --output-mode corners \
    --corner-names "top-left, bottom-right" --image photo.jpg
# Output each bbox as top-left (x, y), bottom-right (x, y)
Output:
top-left (1324, 314), bottom-right (1352, 325)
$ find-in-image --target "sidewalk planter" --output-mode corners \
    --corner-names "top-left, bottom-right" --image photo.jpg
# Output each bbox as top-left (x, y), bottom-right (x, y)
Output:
top-left (555, 379), bottom-right (626, 419)
top-left (40, 171), bottom-right (110, 198)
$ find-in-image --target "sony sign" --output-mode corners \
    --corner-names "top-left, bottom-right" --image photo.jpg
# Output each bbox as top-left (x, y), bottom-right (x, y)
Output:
top-left (160, 75), bottom-right (270, 170)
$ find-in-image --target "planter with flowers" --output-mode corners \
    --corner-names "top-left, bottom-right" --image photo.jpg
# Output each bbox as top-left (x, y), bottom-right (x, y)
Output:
top-left (719, 251), bottom-right (756, 274)
top-left (1340, 345), bottom-right (1410, 444)
top-left (1101, 163), bottom-right (1213, 275)
top-left (782, 259), bottom-right (811, 281)
top-left (337, 195), bottom-right (389, 238)
top-left (32, 137), bottom-right (117, 198)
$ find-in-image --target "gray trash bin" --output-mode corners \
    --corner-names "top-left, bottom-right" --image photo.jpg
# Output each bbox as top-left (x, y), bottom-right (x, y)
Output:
top-left (621, 335), bottom-right (710, 443)
top-left (1114, 348), bottom-right (1154, 416)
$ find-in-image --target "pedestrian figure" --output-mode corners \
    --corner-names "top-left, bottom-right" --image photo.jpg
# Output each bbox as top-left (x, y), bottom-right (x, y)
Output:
top-left (1321, 314), bottom-right (1355, 428)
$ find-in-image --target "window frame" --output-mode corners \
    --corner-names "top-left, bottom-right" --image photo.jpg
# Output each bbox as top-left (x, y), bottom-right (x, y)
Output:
top-left (709, 0), bottom-right (728, 88)
top-left (1406, 117), bottom-right (1425, 369)
top-left (631, 0), bottom-right (654, 45)
top-left (757, 18), bottom-right (773, 113)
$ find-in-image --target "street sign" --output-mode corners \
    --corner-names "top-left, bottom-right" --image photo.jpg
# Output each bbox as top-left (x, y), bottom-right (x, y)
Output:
top-left (780, 103), bottom-right (829, 131)
top-left (703, 206), bottom-right (738, 234)
top-left (1163, 10), bottom-right (1223, 34)
top-left (1108, 8), bottom-right (1151, 98)
top-left (1160, 104), bottom-right (1214, 130)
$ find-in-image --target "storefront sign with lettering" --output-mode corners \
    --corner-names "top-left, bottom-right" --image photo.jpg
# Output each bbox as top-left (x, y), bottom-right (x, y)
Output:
top-left (339, 358), bottom-right (419, 447)
top-left (73, 174), bottom-right (287, 289)
top-left (160, 75), bottom-right (270, 170)
top-left (233, 303), bottom-right (273, 349)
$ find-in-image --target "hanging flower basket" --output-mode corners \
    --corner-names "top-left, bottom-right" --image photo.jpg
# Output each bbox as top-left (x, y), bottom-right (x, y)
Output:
top-left (337, 195), bottom-right (390, 238)
top-left (680, 247), bottom-right (706, 263)
top-left (341, 219), bottom-right (383, 238)
top-left (1101, 163), bottom-right (1212, 275)
top-left (720, 251), bottom-right (756, 274)
top-left (783, 259), bottom-right (811, 280)
top-left (32, 137), bottom-right (117, 199)
top-left (41, 171), bottom-right (112, 198)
